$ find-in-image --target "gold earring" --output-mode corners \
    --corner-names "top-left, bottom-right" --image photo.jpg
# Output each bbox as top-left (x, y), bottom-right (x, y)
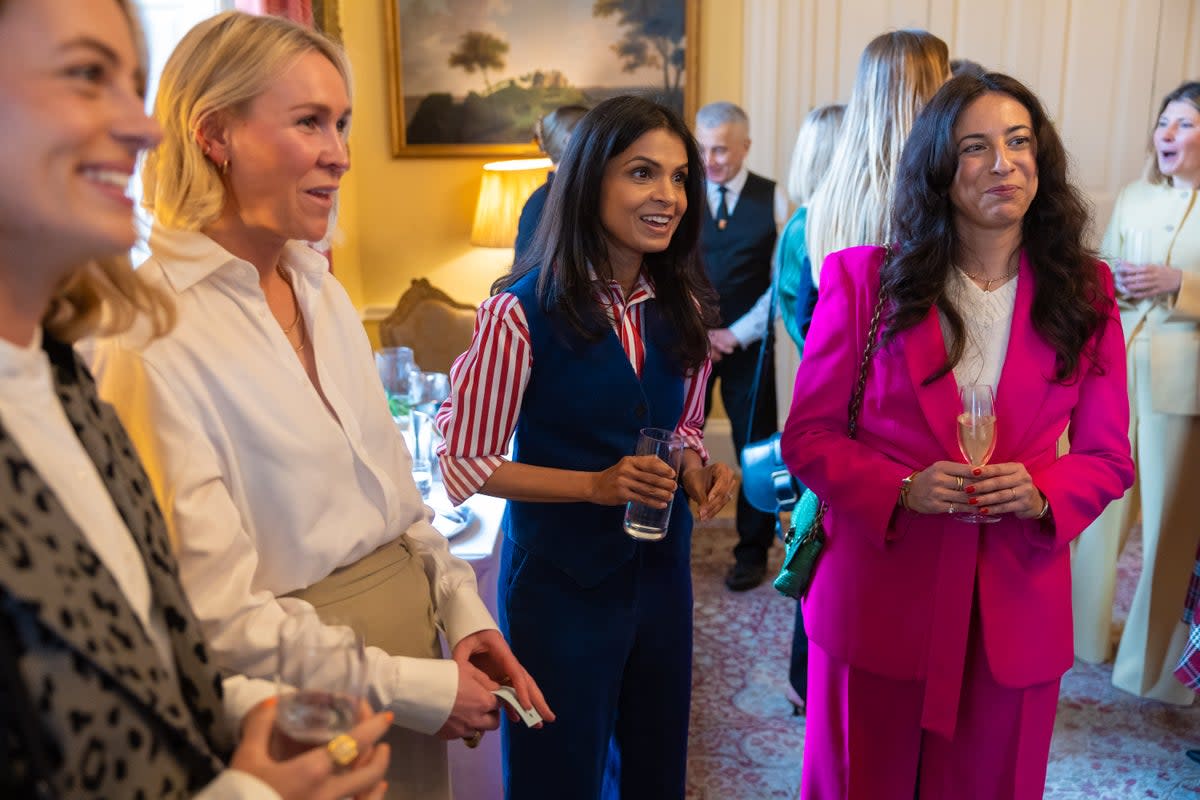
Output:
top-left (221, 159), bottom-right (230, 174)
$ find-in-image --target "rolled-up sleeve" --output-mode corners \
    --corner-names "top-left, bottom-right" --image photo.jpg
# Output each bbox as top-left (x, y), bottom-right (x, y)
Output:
top-left (435, 294), bottom-right (531, 506)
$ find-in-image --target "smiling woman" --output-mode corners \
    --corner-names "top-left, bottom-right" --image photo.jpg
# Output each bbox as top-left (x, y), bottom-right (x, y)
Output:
top-left (436, 95), bottom-right (736, 797)
top-left (0, 1), bottom-right (393, 798)
top-left (91, 11), bottom-right (547, 800)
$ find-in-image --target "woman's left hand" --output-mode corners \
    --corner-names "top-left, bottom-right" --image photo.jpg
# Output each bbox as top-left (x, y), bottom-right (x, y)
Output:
top-left (1115, 261), bottom-right (1182, 299)
top-left (681, 461), bottom-right (736, 521)
top-left (965, 462), bottom-right (1047, 519)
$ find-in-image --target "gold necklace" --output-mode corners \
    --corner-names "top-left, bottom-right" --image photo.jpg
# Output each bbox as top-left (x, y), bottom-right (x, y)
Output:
top-left (274, 264), bottom-right (306, 350)
top-left (957, 265), bottom-right (1018, 291)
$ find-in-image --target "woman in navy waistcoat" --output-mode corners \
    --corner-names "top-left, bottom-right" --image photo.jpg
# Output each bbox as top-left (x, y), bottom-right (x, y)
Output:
top-left (437, 95), bottom-right (735, 799)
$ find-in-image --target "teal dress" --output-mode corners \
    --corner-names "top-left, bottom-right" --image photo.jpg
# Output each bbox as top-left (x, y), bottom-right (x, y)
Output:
top-left (777, 206), bottom-right (812, 353)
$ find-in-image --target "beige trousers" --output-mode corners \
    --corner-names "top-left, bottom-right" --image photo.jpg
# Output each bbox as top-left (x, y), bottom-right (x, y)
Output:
top-left (1102, 336), bottom-right (1198, 704)
top-left (288, 535), bottom-right (452, 799)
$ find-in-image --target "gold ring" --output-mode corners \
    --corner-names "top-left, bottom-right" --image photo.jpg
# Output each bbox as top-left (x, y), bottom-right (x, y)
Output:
top-left (955, 475), bottom-right (964, 490)
top-left (327, 733), bottom-right (359, 767)
top-left (464, 730), bottom-right (483, 748)
top-left (947, 502), bottom-right (955, 515)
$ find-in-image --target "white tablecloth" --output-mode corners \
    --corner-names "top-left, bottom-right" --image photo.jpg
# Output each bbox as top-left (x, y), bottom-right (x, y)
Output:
top-left (438, 488), bottom-right (505, 800)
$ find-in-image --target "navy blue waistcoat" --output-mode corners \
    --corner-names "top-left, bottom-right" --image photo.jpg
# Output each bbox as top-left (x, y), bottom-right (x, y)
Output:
top-left (701, 172), bottom-right (777, 326)
top-left (503, 270), bottom-right (694, 587)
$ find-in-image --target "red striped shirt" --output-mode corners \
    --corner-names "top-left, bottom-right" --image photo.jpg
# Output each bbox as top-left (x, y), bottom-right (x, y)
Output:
top-left (435, 273), bottom-right (711, 505)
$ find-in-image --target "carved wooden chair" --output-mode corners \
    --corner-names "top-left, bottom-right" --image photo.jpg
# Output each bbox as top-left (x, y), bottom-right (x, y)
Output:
top-left (378, 278), bottom-right (477, 373)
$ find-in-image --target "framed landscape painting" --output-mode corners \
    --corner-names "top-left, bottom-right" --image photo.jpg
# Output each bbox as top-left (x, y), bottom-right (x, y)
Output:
top-left (384, 0), bottom-right (699, 157)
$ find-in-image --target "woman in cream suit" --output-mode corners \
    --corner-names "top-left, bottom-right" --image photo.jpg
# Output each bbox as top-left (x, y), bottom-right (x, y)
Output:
top-left (1072, 81), bottom-right (1200, 705)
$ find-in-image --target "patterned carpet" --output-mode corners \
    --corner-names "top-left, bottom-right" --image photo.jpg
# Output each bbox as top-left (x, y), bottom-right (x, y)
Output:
top-left (685, 520), bottom-right (1200, 799)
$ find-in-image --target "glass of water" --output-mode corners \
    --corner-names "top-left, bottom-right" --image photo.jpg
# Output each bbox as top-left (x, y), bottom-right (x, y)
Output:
top-left (623, 427), bottom-right (685, 541)
top-left (274, 611), bottom-right (367, 756)
top-left (408, 371), bottom-right (451, 498)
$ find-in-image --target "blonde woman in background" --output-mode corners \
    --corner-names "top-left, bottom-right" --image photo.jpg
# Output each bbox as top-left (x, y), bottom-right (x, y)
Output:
top-left (0, 1), bottom-right (391, 796)
top-left (1072, 80), bottom-right (1200, 706)
top-left (804, 29), bottom-right (951, 287)
top-left (92, 12), bottom-right (550, 799)
top-left (777, 103), bottom-right (845, 354)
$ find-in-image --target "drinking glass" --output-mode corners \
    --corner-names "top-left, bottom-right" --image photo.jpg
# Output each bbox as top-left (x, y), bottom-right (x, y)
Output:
top-left (623, 428), bottom-right (685, 541)
top-left (955, 384), bottom-right (999, 524)
top-left (1116, 228), bottom-right (1151, 299)
top-left (274, 612), bottom-right (367, 755)
top-left (375, 347), bottom-right (417, 427)
top-left (408, 371), bottom-right (451, 498)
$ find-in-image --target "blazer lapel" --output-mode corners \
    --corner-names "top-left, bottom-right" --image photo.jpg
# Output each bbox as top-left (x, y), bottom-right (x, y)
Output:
top-left (992, 252), bottom-right (1055, 462)
top-left (902, 310), bottom-right (962, 460)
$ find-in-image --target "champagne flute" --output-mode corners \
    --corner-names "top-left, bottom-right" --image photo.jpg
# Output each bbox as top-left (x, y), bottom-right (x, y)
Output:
top-left (274, 612), bottom-right (367, 756)
top-left (955, 384), bottom-right (1000, 524)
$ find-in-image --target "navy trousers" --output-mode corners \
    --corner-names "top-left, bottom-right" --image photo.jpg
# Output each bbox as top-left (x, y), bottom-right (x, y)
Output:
top-left (498, 536), bottom-right (693, 799)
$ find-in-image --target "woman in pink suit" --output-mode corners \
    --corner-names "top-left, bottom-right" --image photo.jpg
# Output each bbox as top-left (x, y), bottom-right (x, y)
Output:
top-left (781, 72), bottom-right (1134, 799)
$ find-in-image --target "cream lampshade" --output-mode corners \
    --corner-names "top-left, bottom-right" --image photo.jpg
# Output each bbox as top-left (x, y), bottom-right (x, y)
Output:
top-left (469, 158), bottom-right (553, 248)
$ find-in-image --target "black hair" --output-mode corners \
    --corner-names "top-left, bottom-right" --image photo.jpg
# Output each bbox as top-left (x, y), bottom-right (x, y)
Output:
top-left (494, 95), bottom-right (717, 372)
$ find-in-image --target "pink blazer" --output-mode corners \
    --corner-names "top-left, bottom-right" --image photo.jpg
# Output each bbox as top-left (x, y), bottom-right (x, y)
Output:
top-left (782, 246), bottom-right (1133, 736)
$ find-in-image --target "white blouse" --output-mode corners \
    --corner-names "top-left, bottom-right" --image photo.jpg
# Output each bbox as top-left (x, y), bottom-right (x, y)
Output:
top-left (939, 269), bottom-right (1019, 392)
top-left (92, 224), bottom-right (496, 735)
top-left (0, 331), bottom-right (278, 799)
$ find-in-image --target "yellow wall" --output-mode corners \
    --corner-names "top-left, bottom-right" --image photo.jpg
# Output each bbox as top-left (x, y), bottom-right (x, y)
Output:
top-left (333, 0), bottom-right (744, 317)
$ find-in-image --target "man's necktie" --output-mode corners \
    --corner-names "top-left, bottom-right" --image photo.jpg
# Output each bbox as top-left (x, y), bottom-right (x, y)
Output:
top-left (716, 184), bottom-right (729, 230)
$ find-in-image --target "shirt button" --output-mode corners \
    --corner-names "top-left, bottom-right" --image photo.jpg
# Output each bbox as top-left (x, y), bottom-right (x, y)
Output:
top-left (1166, 224), bottom-right (1175, 232)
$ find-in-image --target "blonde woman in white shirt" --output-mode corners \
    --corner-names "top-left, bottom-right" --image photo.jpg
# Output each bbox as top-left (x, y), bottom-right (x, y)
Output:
top-left (92, 12), bottom-right (551, 799)
top-left (0, 1), bottom-right (393, 797)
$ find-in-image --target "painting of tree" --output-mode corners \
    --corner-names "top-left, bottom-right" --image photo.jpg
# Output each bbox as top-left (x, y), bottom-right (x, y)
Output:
top-left (448, 31), bottom-right (509, 93)
top-left (386, 0), bottom-right (696, 156)
top-left (593, 0), bottom-right (686, 98)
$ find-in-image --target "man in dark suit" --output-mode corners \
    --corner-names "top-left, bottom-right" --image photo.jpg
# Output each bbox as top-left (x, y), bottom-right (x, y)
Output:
top-left (695, 102), bottom-right (783, 591)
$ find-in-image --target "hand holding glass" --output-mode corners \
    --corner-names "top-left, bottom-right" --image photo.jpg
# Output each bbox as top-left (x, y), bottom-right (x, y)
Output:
top-left (955, 384), bottom-right (999, 524)
top-left (274, 613), bottom-right (368, 756)
top-left (623, 428), bottom-right (684, 541)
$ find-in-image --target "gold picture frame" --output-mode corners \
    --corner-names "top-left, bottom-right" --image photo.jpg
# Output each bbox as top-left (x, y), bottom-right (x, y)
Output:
top-left (312, 0), bottom-right (342, 42)
top-left (384, 0), bottom-right (699, 158)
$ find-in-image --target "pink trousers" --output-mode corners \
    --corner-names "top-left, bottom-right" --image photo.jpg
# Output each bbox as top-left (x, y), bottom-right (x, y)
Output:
top-left (800, 621), bottom-right (1060, 800)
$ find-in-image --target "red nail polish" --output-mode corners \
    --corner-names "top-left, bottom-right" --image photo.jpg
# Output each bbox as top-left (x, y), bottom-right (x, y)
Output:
top-left (965, 486), bottom-right (975, 494)
top-left (972, 468), bottom-right (982, 476)
top-left (968, 498), bottom-right (978, 505)
top-left (981, 507), bottom-right (990, 515)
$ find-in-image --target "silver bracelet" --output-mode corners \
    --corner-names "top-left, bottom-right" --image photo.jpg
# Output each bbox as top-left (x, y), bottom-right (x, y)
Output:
top-left (1035, 493), bottom-right (1051, 520)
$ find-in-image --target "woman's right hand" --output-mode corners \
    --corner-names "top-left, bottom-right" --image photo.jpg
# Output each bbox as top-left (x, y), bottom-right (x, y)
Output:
top-left (589, 455), bottom-right (677, 507)
top-left (902, 461), bottom-right (979, 516)
top-left (230, 698), bottom-right (392, 800)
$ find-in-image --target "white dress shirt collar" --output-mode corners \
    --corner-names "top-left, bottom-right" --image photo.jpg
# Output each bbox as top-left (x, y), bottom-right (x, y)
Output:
top-left (706, 165), bottom-right (751, 217)
top-left (149, 222), bottom-right (330, 294)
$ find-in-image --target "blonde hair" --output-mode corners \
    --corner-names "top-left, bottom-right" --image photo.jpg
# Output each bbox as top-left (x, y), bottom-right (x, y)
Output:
top-left (36, 0), bottom-right (173, 342)
top-left (805, 30), bottom-right (949, 277)
top-left (785, 104), bottom-right (845, 206)
top-left (142, 11), bottom-right (351, 231)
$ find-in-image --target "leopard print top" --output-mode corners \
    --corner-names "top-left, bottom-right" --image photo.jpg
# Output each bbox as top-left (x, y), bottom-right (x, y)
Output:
top-left (0, 334), bottom-right (232, 798)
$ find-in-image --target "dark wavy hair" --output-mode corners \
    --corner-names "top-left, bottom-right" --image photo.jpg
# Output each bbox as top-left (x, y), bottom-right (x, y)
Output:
top-left (493, 95), bottom-right (717, 372)
top-left (882, 72), bottom-right (1110, 384)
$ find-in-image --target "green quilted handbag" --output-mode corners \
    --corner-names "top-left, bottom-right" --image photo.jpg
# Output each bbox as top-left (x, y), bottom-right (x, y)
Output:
top-left (772, 488), bottom-right (823, 599)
